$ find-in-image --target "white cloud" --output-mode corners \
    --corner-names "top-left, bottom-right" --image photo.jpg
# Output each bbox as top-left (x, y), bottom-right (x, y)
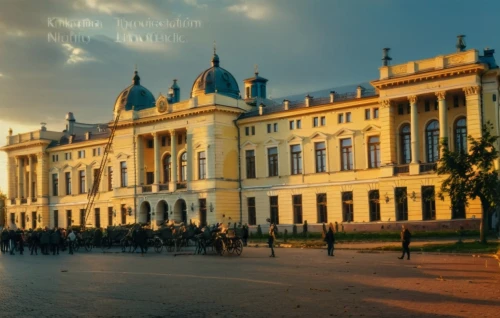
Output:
top-left (74, 0), bottom-right (158, 16)
top-left (227, 3), bottom-right (270, 20)
top-left (62, 43), bottom-right (97, 64)
top-left (183, 0), bottom-right (208, 9)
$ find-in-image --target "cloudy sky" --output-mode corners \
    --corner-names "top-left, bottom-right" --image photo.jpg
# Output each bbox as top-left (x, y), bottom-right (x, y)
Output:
top-left (0, 0), bottom-right (499, 193)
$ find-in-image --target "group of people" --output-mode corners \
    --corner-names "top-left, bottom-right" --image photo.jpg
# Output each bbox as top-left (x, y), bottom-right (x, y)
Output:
top-left (1, 227), bottom-right (79, 256)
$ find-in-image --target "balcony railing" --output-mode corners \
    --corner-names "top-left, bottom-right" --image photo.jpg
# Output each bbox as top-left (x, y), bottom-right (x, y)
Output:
top-left (10, 198), bottom-right (16, 205)
top-left (159, 184), bottom-right (169, 191)
top-left (142, 185), bottom-right (152, 193)
top-left (420, 163), bottom-right (437, 173)
top-left (20, 198), bottom-right (27, 204)
top-left (176, 182), bottom-right (187, 190)
top-left (393, 165), bottom-right (410, 175)
top-left (31, 197), bottom-right (37, 203)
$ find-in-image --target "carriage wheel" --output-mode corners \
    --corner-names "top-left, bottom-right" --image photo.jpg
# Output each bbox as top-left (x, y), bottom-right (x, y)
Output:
top-left (234, 239), bottom-right (243, 256)
top-left (227, 239), bottom-right (235, 254)
top-left (100, 238), bottom-right (109, 252)
top-left (215, 238), bottom-right (225, 256)
top-left (120, 240), bottom-right (126, 252)
top-left (154, 238), bottom-right (163, 253)
top-left (85, 241), bottom-right (93, 252)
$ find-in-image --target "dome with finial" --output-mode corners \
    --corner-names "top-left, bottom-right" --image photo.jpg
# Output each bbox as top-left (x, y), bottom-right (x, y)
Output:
top-left (191, 48), bottom-right (240, 99)
top-left (114, 68), bottom-right (156, 113)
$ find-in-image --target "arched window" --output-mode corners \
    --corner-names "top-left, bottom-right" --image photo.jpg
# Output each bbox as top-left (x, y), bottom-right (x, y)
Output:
top-left (426, 120), bottom-right (440, 163)
top-left (400, 124), bottom-right (411, 164)
top-left (180, 152), bottom-right (187, 182)
top-left (454, 117), bottom-right (467, 153)
top-left (163, 154), bottom-right (171, 183)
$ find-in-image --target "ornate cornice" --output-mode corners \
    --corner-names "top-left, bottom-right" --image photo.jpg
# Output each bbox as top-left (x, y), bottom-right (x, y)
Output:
top-left (463, 86), bottom-right (480, 96)
top-left (380, 99), bottom-right (392, 108)
top-left (435, 91), bottom-right (446, 101)
top-left (408, 95), bottom-right (418, 104)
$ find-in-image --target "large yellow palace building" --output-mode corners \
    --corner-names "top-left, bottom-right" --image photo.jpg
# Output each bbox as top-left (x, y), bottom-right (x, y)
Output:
top-left (2, 38), bottom-right (499, 231)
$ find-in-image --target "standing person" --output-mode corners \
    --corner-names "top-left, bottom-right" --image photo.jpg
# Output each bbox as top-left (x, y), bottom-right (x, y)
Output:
top-left (8, 228), bottom-right (16, 255)
top-left (325, 227), bottom-right (335, 256)
top-left (40, 228), bottom-right (50, 255)
top-left (398, 225), bottom-right (411, 260)
top-left (68, 230), bottom-right (76, 255)
top-left (1, 228), bottom-right (9, 253)
top-left (136, 227), bottom-right (147, 256)
top-left (242, 224), bottom-right (249, 247)
top-left (30, 231), bottom-right (39, 255)
top-left (50, 229), bottom-right (61, 255)
top-left (17, 230), bottom-right (25, 255)
top-left (268, 223), bottom-right (276, 258)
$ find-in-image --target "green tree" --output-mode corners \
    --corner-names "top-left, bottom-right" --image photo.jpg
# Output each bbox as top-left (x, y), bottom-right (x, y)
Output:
top-left (437, 122), bottom-right (500, 243)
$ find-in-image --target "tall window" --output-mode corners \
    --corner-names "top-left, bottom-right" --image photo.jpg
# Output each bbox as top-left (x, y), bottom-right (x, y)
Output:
top-left (52, 173), bottom-right (58, 196)
top-left (199, 199), bottom-right (207, 227)
top-left (93, 169), bottom-right (99, 191)
top-left (315, 142), bottom-right (326, 173)
top-left (267, 147), bottom-right (278, 177)
top-left (426, 120), bottom-right (440, 163)
top-left (341, 139), bottom-right (353, 171)
top-left (342, 192), bottom-right (353, 222)
top-left (108, 207), bottom-right (113, 226)
top-left (180, 152), bottom-right (187, 182)
top-left (338, 114), bottom-right (344, 123)
top-left (368, 136), bottom-right (381, 168)
top-left (292, 195), bottom-right (303, 224)
top-left (247, 197), bottom-right (256, 225)
top-left (53, 210), bottom-right (58, 228)
top-left (317, 194), bottom-right (327, 223)
top-left (107, 166), bottom-right (113, 191)
top-left (452, 200), bottom-right (466, 219)
top-left (365, 109), bottom-right (371, 120)
top-left (313, 117), bottom-right (319, 127)
top-left (369, 190), bottom-right (380, 221)
top-left (121, 204), bottom-right (126, 225)
top-left (290, 145), bottom-right (302, 175)
top-left (422, 186), bottom-right (436, 220)
top-left (163, 155), bottom-right (171, 183)
top-left (395, 187), bottom-right (408, 221)
top-left (289, 120), bottom-right (295, 130)
top-left (66, 210), bottom-right (72, 227)
top-left (269, 196), bottom-right (279, 224)
top-left (454, 117), bottom-right (467, 153)
top-left (346, 112), bottom-right (352, 123)
top-left (198, 151), bottom-right (206, 180)
top-left (400, 124), bottom-right (411, 164)
top-left (120, 161), bottom-right (128, 187)
top-left (95, 208), bottom-right (101, 228)
top-left (373, 108), bottom-right (379, 119)
top-left (80, 209), bottom-right (85, 226)
top-left (297, 120), bottom-right (302, 129)
top-left (245, 150), bottom-right (256, 179)
top-left (245, 127), bottom-right (250, 136)
top-left (79, 170), bottom-right (86, 194)
top-left (65, 172), bottom-right (71, 195)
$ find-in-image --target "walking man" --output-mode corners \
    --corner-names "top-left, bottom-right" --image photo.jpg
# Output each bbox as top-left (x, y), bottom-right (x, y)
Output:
top-left (325, 227), bottom-right (335, 256)
top-left (30, 231), bottom-right (39, 255)
top-left (8, 228), bottom-right (16, 255)
top-left (398, 225), bottom-right (411, 260)
top-left (268, 223), bottom-right (276, 258)
top-left (68, 230), bottom-right (76, 255)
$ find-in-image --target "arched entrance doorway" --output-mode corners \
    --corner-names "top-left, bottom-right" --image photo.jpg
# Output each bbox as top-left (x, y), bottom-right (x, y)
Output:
top-left (139, 201), bottom-right (151, 224)
top-left (173, 199), bottom-right (187, 224)
top-left (156, 200), bottom-right (169, 226)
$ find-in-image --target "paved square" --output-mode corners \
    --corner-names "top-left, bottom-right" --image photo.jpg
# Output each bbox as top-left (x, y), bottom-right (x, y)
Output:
top-left (0, 247), bottom-right (499, 317)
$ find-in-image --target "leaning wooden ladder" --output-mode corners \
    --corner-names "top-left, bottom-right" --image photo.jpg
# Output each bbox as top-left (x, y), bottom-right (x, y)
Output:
top-left (83, 111), bottom-right (121, 228)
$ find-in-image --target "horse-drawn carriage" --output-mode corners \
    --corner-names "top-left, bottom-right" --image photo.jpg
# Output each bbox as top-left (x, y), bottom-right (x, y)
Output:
top-left (195, 226), bottom-right (243, 256)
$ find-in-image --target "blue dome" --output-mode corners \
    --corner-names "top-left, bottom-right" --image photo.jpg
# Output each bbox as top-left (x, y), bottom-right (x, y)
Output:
top-left (114, 71), bottom-right (156, 113)
top-left (191, 53), bottom-right (240, 99)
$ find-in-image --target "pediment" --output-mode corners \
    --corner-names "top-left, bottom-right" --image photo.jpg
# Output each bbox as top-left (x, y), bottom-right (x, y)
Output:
top-left (74, 162), bottom-right (87, 169)
top-left (263, 137), bottom-right (280, 146)
top-left (194, 142), bottom-right (204, 149)
top-left (287, 134), bottom-right (303, 143)
top-left (333, 128), bottom-right (356, 137)
top-left (116, 152), bottom-right (130, 159)
top-left (241, 140), bottom-right (258, 148)
top-left (61, 164), bottom-right (71, 171)
top-left (49, 167), bottom-right (59, 173)
top-left (309, 131), bottom-right (328, 140)
top-left (362, 124), bottom-right (381, 133)
top-left (89, 160), bottom-right (99, 167)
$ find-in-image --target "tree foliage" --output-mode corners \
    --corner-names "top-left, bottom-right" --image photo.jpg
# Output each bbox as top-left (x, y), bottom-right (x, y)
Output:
top-left (437, 122), bottom-right (500, 243)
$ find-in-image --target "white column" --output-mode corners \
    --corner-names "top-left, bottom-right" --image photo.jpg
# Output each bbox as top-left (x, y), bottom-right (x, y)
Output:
top-left (17, 157), bottom-right (22, 199)
top-left (186, 129), bottom-right (193, 186)
top-left (136, 135), bottom-right (143, 185)
top-left (436, 91), bottom-right (448, 146)
top-left (463, 86), bottom-right (482, 139)
top-left (28, 155), bottom-right (33, 199)
top-left (153, 132), bottom-right (160, 186)
top-left (409, 95), bottom-right (420, 164)
top-left (169, 130), bottom-right (177, 191)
